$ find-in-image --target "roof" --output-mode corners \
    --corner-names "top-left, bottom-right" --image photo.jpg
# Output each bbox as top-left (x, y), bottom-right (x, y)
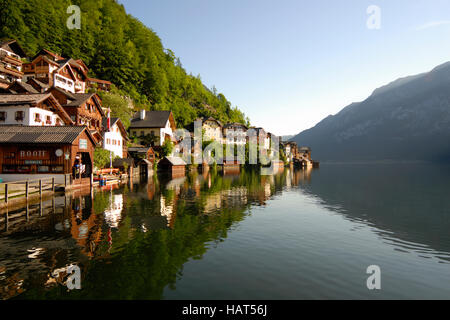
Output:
top-left (27, 78), bottom-right (50, 90)
top-left (6, 81), bottom-right (39, 94)
top-left (102, 117), bottom-right (128, 140)
top-left (63, 93), bottom-right (106, 116)
top-left (110, 158), bottom-right (135, 168)
top-left (0, 93), bottom-right (52, 105)
top-left (102, 117), bottom-right (119, 129)
top-left (129, 110), bottom-right (173, 129)
top-left (0, 40), bottom-right (27, 57)
top-left (223, 122), bottom-right (248, 130)
top-left (0, 126), bottom-right (92, 144)
top-left (87, 77), bottom-right (112, 85)
top-left (160, 156), bottom-right (187, 166)
top-left (128, 146), bottom-right (152, 153)
top-left (32, 49), bottom-right (65, 61)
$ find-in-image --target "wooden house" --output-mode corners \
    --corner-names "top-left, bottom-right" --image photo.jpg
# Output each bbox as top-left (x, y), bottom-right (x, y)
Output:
top-left (0, 40), bottom-right (27, 89)
top-left (0, 126), bottom-right (97, 186)
top-left (49, 88), bottom-right (105, 143)
top-left (158, 156), bottom-right (186, 177)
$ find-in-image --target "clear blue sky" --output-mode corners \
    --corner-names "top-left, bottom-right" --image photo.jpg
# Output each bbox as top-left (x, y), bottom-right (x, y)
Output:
top-left (119, 0), bottom-right (450, 135)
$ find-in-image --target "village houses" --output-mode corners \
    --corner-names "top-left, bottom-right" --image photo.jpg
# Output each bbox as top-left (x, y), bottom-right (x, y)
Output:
top-left (129, 110), bottom-right (176, 147)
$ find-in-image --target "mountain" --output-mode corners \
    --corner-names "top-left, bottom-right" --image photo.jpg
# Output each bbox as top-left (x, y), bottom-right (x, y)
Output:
top-left (0, 0), bottom-right (249, 127)
top-left (291, 62), bottom-right (450, 162)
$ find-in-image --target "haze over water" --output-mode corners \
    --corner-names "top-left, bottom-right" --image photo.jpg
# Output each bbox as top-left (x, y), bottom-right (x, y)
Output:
top-left (1, 164), bottom-right (450, 299)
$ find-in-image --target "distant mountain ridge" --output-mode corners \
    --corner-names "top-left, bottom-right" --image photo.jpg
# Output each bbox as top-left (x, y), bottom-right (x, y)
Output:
top-left (292, 61), bottom-right (450, 162)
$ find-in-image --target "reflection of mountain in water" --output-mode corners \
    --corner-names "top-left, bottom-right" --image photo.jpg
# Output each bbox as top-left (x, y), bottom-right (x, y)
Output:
top-left (299, 164), bottom-right (450, 258)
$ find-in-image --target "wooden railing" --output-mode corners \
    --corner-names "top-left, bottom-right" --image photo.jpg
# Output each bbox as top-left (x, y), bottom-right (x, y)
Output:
top-left (0, 177), bottom-right (56, 204)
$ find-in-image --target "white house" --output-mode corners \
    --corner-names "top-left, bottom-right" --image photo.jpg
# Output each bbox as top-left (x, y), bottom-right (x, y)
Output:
top-left (0, 93), bottom-right (73, 126)
top-left (129, 110), bottom-right (176, 147)
top-left (102, 117), bottom-right (128, 158)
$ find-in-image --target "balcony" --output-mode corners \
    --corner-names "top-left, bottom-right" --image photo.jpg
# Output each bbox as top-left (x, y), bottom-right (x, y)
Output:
top-left (0, 51), bottom-right (22, 65)
top-left (0, 64), bottom-right (23, 78)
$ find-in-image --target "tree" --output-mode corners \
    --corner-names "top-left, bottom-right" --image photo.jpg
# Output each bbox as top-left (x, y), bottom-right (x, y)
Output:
top-left (161, 139), bottom-right (174, 157)
top-left (94, 147), bottom-right (111, 169)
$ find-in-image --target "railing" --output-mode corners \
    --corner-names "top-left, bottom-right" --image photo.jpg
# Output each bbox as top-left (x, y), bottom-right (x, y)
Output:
top-left (0, 177), bottom-right (57, 204)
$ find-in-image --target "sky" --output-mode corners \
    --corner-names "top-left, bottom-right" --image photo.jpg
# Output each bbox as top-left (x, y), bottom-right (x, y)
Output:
top-left (119, 0), bottom-right (450, 136)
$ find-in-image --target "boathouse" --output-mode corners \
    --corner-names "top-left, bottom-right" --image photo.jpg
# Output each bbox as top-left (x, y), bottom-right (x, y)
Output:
top-left (158, 156), bottom-right (186, 177)
top-left (0, 126), bottom-right (96, 186)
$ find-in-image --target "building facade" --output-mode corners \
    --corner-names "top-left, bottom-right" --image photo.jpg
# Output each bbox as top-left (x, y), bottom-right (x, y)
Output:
top-left (0, 40), bottom-right (26, 89)
top-left (129, 110), bottom-right (176, 147)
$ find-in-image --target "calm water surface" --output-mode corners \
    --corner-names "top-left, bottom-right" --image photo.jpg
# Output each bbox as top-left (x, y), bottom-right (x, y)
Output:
top-left (1, 164), bottom-right (450, 299)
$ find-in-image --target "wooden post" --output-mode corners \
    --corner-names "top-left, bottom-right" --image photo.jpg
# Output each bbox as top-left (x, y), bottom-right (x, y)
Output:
top-left (4, 184), bottom-right (8, 204)
top-left (39, 179), bottom-right (42, 197)
top-left (52, 178), bottom-right (55, 192)
top-left (25, 180), bottom-right (29, 199)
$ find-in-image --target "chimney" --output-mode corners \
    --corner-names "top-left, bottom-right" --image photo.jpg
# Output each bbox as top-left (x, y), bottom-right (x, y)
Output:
top-left (140, 110), bottom-right (146, 120)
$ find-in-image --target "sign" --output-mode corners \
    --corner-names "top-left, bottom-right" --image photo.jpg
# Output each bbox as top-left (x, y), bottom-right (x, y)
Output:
top-left (24, 160), bottom-right (43, 165)
top-left (19, 150), bottom-right (50, 160)
top-left (79, 139), bottom-right (87, 150)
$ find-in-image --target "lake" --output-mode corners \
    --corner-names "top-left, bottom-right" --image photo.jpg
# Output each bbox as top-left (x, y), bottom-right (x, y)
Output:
top-left (1, 164), bottom-right (450, 299)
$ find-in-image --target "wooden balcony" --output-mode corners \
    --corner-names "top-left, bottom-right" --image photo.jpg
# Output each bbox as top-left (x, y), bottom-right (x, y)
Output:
top-left (0, 51), bottom-right (22, 66)
top-left (0, 64), bottom-right (23, 78)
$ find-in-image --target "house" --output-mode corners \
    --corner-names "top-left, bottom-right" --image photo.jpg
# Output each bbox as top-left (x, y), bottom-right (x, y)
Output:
top-left (187, 117), bottom-right (223, 142)
top-left (222, 123), bottom-right (248, 145)
top-left (23, 50), bottom-right (79, 93)
top-left (129, 110), bottom-right (176, 147)
top-left (299, 147), bottom-right (312, 161)
top-left (0, 40), bottom-right (27, 89)
top-left (128, 144), bottom-right (156, 163)
top-left (0, 126), bottom-right (97, 185)
top-left (0, 93), bottom-right (73, 126)
top-left (282, 141), bottom-right (298, 163)
top-left (251, 127), bottom-right (270, 150)
top-left (49, 88), bottom-right (105, 143)
top-left (102, 117), bottom-right (128, 158)
top-left (23, 49), bottom-right (108, 94)
top-left (87, 77), bottom-right (112, 92)
top-left (158, 156), bottom-right (186, 177)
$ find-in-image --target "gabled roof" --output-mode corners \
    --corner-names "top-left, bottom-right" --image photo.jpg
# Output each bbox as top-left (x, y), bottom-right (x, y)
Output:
top-left (0, 93), bottom-right (52, 105)
top-left (129, 110), bottom-right (175, 129)
top-left (32, 49), bottom-right (65, 62)
top-left (0, 93), bottom-right (73, 125)
top-left (160, 156), bottom-right (187, 166)
top-left (223, 122), bottom-right (248, 130)
top-left (102, 117), bottom-right (128, 140)
top-left (0, 126), bottom-right (94, 144)
top-left (63, 93), bottom-right (106, 117)
top-left (0, 40), bottom-right (27, 58)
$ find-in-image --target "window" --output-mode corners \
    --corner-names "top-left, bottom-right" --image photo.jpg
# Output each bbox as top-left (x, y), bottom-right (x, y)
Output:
top-left (0, 112), bottom-right (6, 122)
top-left (34, 113), bottom-right (41, 122)
top-left (107, 138), bottom-right (111, 144)
top-left (118, 140), bottom-right (121, 146)
top-left (15, 111), bottom-right (24, 121)
top-left (46, 115), bottom-right (52, 125)
top-left (70, 115), bottom-right (76, 123)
